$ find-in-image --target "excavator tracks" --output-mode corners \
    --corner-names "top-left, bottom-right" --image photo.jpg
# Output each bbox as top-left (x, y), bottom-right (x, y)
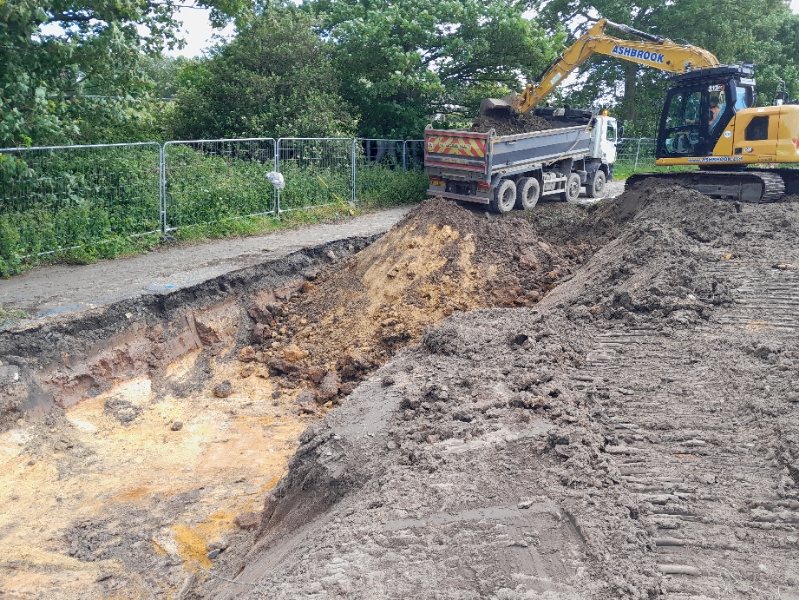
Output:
top-left (626, 170), bottom-right (786, 203)
top-left (574, 247), bottom-right (799, 597)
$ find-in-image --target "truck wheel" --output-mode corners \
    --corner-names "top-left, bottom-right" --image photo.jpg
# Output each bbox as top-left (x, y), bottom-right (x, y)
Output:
top-left (515, 177), bottom-right (540, 210)
top-left (560, 173), bottom-right (581, 203)
top-left (586, 170), bottom-right (606, 198)
top-left (490, 179), bottom-right (517, 214)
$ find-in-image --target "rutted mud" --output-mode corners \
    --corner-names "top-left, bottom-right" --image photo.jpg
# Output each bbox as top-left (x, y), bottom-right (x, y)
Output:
top-left (196, 184), bottom-right (799, 599)
top-left (2, 185), bottom-right (799, 599)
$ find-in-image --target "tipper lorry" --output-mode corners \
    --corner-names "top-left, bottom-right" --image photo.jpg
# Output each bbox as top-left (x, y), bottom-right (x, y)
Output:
top-left (424, 110), bottom-right (618, 213)
top-left (464, 17), bottom-right (799, 203)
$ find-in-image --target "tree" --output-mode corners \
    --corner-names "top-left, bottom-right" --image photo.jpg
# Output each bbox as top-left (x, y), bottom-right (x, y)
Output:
top-left (168, 8), bottom-right (357, 140)
top-left (306, 0), bottom-right (563, 138)
top-left (0, 0), bottom-right (252, 148)
top-left (141, 55), bottom-right (194, 100)
top-left (529, 0), bottom-right (799, 135)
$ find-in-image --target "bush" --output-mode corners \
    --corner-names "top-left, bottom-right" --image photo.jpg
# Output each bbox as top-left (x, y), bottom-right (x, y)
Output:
top-left (356, 165), bottom-right (429, 207)
top-left (170, 8), bottom-right (356, 141)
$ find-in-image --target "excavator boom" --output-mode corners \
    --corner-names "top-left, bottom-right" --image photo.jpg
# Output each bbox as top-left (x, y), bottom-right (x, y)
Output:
top-left (477, 16), bottom-right (799, 203)
top-left (482, 19), bottom-right (720, 116)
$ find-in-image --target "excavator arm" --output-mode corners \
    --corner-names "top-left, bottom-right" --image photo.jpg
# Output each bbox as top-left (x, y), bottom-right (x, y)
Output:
top-left (483, 18), bottom-right (720, 115)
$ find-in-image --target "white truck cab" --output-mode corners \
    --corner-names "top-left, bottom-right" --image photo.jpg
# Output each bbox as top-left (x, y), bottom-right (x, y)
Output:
top-left (590, 115), bottom-right (618, 164)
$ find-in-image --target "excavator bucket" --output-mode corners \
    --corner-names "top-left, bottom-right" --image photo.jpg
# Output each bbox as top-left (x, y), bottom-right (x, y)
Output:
top-left (479, 93), bottom-right (520, 118)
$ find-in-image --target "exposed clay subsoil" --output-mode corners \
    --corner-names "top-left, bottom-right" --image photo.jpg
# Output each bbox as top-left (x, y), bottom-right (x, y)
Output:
top-left (0, 238), bottom-right (379, 597)
top-left (234, 197), bottom-right (620, 417)
top-left (2, 186), bottom-right (799, 599)
top-left (191, 184), bottom-right (799, 599)
top-left (470, 113), bottom-right (554, 135)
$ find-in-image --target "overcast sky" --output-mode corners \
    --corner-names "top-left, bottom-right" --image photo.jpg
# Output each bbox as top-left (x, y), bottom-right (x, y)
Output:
top-left (169, 0), bottom-right (799, 58)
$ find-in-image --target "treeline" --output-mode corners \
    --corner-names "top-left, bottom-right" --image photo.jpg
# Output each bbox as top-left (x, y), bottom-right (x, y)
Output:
top-left (3, 0), bottom-right (799, 148)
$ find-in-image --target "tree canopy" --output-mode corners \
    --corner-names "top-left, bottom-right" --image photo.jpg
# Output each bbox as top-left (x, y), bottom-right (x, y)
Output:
top-left (4, 0), bottom-right (799, 144)
top-left (169, 8), bottom-right (356, 140)
top-left (308, 0), bottom-right (564, 138)
top-left (0, 0), bottom-right (252, 147)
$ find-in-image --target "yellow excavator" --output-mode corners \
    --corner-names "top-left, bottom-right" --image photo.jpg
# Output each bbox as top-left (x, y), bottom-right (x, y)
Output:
top-left (483, 18), bottom-right (799, 202)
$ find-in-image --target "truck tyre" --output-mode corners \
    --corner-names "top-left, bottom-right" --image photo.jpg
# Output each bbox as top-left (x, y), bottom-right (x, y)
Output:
top-left (560, 173), bottom-right (582, 203)
top-left (515, 177), bottom-right (541, 210)
top-left (490, 179), bottom-right (517, 214)
top-left (586, 170), bottom-right (606, 198)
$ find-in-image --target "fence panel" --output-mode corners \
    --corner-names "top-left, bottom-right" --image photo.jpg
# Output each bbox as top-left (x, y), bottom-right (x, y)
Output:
top-left (354, 139), bottom-right (404, 202)
top-left (162, 138), bottom-right (276, 231)
top-left (632, 137), bottom-right (658, 171)
top-left (276, 138), bottom-right (353, 213)
top-left (615, 137), bottom-right (657, 175)
top-left (0, 142), bottom-right (161, 258)
top-left (360, 139), bottom-right (404, 168)
top-left (403, 140), bottom-right (426, 171)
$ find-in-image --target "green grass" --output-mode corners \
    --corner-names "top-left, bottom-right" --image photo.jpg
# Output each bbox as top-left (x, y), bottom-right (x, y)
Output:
top-left (613, 163), bottom-right (697, 180)
top-left (0, 144), bottom-right (429, 277)
top-left (0, 304), bottom-right (27, 325)
top-left (173, 204), bottom-right (352, 243)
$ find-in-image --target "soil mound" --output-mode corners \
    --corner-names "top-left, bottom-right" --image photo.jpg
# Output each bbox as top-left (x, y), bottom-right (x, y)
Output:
top-left (200, 182), bottom-right (799, 599)
top-left (209, 183), bottom-right (799, 599)
top-left (470, 112), bottom-right (554, 135)
top-left (236, 198), bottom-right (600, 411)
top-left (546, 180), bottom-right (742, 326)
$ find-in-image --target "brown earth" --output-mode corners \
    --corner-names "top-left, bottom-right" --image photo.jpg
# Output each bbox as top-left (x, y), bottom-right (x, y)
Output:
top-left (193, 182), bottom-right (799, 599)
top-left (3, 184), bottom-right (799, 599)
top-left (470, 112), bottom-right (554, 135)
top-left (234, 197), bottom-right (612, 415)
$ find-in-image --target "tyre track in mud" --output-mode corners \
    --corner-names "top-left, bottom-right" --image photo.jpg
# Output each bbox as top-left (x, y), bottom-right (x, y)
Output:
top-left (576, 220), bottom-right (799, 597)
top-left (196, 184), bottom-right (799, 599)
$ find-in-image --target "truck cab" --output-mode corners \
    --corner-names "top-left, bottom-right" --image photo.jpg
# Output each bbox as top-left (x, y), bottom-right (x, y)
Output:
top-left (591, 115), bottom-right (619, 165)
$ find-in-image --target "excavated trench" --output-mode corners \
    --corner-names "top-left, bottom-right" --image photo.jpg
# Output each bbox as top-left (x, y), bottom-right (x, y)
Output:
top-left (2, 186), bottom-right (799, 599)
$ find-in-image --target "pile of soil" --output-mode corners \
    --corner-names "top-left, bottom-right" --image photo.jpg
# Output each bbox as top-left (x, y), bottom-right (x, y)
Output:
top-left (470, 112), bottom-right (554, 135)
top-left (197, 181), bottom-right (799, 598)
top-left (235, 197), bottom-right (608, 414)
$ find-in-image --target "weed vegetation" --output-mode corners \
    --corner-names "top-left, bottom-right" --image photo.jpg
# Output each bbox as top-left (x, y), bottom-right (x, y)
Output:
top-left (0, 145), bottom-right (428, 277)
top-left (0, 304), bottom-right (27, 324)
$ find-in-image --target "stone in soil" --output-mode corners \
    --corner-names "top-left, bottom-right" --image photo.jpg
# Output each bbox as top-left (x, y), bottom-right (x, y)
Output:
top-left (213, 381), bottom-right (233, 398)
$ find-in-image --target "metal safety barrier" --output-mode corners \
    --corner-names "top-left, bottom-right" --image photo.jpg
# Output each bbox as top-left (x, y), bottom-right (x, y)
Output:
top-left (275, 138), bottom-right (354, 214)
top-left (403, 140), bottom-right (425, 171)
top-left (0, 135), bottom-right (663, 261)
top-left (0, 142), bottom-right (161, 258)
top-left (615, 137), bottom-right (657, 173)
top-left (355, 139), bottom-right (404, 201)
top-left (162, 138), bottom-right (276, 231)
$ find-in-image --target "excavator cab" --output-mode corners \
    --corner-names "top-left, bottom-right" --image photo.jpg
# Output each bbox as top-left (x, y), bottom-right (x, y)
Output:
top-left (657, 65), bottom-right (755, 160)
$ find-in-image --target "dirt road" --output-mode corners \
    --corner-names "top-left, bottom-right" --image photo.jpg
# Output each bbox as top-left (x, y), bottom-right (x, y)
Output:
top-left (0, 207), bottom-right (412, 320)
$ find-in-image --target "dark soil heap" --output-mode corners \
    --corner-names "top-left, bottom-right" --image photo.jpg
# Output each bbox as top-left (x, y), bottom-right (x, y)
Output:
top-left (470, 112), bottom-right (554, 135)
top-left (200, 181), bottom-right (799, 599)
